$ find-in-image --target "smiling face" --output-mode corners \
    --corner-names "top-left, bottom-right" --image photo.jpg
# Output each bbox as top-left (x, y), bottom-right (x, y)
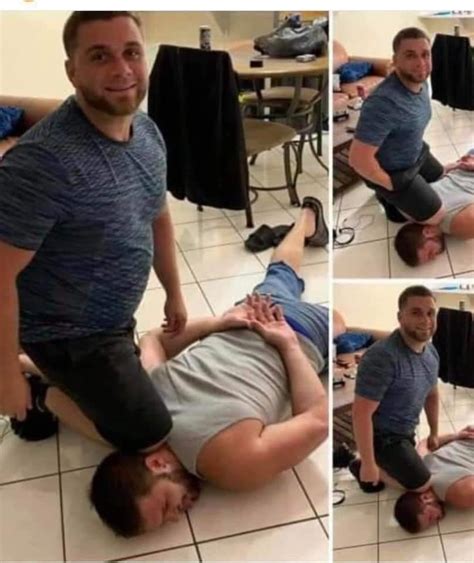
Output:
top-left (398, 295), bottom-right (437, 343)
top-left (65, 16), bottom-right (148, 117)
top-left (394, 37), bottom-right (432, 85)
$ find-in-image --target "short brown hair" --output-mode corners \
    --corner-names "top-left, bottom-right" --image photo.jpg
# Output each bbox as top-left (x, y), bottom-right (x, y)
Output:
top-left (394, 223), bottom-right (426, 267)
top-left (398, 285), bottom-right (435, 311)
top-left (90, 451), bottom-right (154, 537)
top-left (393, 27), bottom-right (430, 53)
top-left (63, 11), bottom-right (142, 57)
top-left (394, 492), bottom-right (424, 533)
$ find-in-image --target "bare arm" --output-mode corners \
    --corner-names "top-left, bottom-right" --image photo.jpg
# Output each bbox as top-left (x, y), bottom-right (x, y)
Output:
top-left (199, 344), bottom-right (328, 490)
top-left (152, 202), bottom-right (187, 333)
top-left (199, 301), bottom-right (328, 490)
top-left (139, 302), bottom-right (256, 369)
top-left (349, 138), bottom-right (393, 190)
top-left (424, 385), bottom-right (439, 448)
top-left (0, 239), bottom-right (35, 420)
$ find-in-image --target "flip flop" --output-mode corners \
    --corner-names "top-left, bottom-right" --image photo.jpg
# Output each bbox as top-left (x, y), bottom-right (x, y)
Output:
top-left (302, 196), bottom-right (329, 247)
top-left (272, 223), bottom-right (294, 246)
top-left (244, 224), bottom-right (275, 252)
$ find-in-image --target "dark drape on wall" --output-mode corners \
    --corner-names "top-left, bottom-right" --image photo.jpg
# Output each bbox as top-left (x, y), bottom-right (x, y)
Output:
top-left (148, 45), bottom-right (249, 210)
top-left (431, 34), bottom-right (474, 110)
top-left (433, 307), bottom-right (474, 388)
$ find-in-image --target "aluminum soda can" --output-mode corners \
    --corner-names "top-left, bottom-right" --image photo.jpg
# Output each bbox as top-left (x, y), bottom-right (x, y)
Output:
top-left (199, 26), bottom-right (211, 50)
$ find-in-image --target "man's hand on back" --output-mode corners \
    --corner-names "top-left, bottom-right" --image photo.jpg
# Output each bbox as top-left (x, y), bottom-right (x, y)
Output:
top-left (246, 293), bottom-right (299, 352)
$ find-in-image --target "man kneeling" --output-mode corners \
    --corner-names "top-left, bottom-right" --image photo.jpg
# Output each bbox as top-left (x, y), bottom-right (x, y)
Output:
top-left (21, 197), bottom-right (329, 536)
top-left (394, 152), bottom-right (474, 266)
top-left (395, 426), bottom-right (474, 533)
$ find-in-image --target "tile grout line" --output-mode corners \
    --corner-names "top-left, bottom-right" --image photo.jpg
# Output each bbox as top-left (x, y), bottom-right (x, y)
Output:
top-left (194, 515), bottom-right (319, 547)
top-left (438, 520), bottom-right (449, 563)
top-left (184, 511), bottom-right (203, 563)
top-left (56, 432), bottom-right (67, 563)
top-left (292, 468), bottom-right (321, 520)
top-left (114, 542), bottom-right (197, 562)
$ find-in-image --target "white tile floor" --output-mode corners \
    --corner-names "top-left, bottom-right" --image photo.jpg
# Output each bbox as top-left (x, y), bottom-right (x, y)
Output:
top-left (333, 381), bottom-right (474, 562)
top-left (334, 102), bottom-right (474, 279)
top-left (0, 144), bottom-right (330, 562)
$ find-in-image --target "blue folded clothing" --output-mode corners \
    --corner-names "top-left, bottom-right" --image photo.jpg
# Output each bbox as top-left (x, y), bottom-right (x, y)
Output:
top-left (338, 61), bottom-right (373, 83)
top-left (334, 332), bottom-right (374, 354)
top-left (0, 106), bottom-right (24, 139)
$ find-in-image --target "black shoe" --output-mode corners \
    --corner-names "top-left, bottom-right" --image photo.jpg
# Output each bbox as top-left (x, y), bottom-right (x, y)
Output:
top-left (302, 196), bottom-right (329, 247)
top-left (333, 443), bottom-right (356, 469)
top-left (245, 224), bottom-right (275, 252)
top-left (272, 223), bottom-right (294, 246)
top-left (10, 375), bottom-right (58, 441)
top-left (349, 459), bottom-right (385, 493)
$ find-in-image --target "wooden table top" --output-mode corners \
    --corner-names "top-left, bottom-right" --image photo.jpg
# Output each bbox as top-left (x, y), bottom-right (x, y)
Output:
top-left (228, 43), bottom-right (328, 79)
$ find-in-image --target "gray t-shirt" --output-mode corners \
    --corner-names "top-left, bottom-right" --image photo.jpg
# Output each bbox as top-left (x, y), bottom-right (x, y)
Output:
top-left (354, 72), bottom-right (431, 172)
top-left (356, 330), bottom-right (439, 435)
top-left (424, 438), bottom-right (474, 500)
top-left (150, 329), bottom-right (325, 477)
top-left (0, 97), bottom-right (167, 342)
top-left (430, 169), bottom-right (474, 233)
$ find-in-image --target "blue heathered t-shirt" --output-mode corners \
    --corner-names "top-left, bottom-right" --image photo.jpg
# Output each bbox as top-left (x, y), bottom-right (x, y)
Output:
top-left (355, 330), bottom-right (439, 435)
top-left (0, 97), bottom-right (167, 342)
top-left (354, 72), bottom-right (432, 172)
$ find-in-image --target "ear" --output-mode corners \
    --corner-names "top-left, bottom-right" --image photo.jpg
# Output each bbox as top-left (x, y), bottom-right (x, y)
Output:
top-left (422, 225), bottom-right (436, 237)
top-left (144, 452), bottom-right (172, 476)
top-left (65, 59), bottom-right (75, 85)
top-left (397, 310), bottom-right (401, 322)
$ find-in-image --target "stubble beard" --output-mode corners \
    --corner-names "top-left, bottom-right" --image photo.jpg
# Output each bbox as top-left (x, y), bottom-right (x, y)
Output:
top-left (80, 83), bottom-right (147, 116)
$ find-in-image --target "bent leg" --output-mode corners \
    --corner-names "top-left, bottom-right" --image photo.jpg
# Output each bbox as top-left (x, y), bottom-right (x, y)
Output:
top-left (374, 433), bottom-right (431, 491)
top-left (23, 329), bottom-right (172, 452)
top-left (19, 352), bottom-right (108, 444)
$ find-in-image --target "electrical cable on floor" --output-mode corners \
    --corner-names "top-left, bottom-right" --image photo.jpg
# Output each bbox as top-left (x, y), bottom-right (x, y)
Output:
top-left (0, 415), bottom-right (11, 445)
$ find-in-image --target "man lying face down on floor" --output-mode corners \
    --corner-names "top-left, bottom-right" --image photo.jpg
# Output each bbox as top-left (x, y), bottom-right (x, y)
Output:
top-left (394, 425), bottom-right (474, 533)
top-left (19, 199), bottom-right (329, 537)
top-left (394, 152), bottom-right (474, 266)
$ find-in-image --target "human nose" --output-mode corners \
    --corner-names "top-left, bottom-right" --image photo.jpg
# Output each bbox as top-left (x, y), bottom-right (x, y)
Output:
top-left (111, 55), bottom-right (133, 76)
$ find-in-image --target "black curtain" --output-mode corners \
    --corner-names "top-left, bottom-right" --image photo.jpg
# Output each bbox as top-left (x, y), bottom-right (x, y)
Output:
top-left (431, 34), bottom-right (474, 110)
top-left (148, 45), bottom-right (249, 210)
top-left (433, 307), bottom-right (474, 388)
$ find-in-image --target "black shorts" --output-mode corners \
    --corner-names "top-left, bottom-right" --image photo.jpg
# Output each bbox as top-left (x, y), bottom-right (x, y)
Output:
top-left (374, 431), bottom-right (430, 490)
top-left (364, 144), bottom-right (444, 222)
top-left (22, 324), bottom-right (172, 452)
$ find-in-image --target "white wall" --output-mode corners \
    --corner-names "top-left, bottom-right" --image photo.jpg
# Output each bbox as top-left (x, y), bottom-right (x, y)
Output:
top-left (140, 11), bottom-right (274, 50)
top-left (1, 11), bottom-right (72, 98)
top-left (0, 11), bottom-right (275, 99)
top-left (334, 11), bottom-right (474, 59)
top-left (334, 284), bottom-right (474, 332)
top-left (333, 283), bottom-right (403, 331)
top-left (434, 292), bottom-right (474, 313)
